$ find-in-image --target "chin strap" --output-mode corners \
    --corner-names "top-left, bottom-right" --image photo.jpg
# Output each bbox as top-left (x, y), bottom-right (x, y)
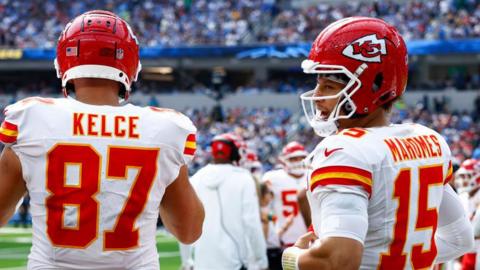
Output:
top-left (62, 88), bottom-right (68, 98)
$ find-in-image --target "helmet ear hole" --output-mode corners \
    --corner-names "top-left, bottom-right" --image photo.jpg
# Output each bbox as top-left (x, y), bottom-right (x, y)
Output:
top-left (66, 82), bottom-right (75, 94)
top-left (343, 101), bottom-right (353, 113)
top-left (378, 91), bottom-right (392, 103)
top-left (119, 84), bottom-right (127, 99)
top-left (372, 73), bottom-right (383, 92)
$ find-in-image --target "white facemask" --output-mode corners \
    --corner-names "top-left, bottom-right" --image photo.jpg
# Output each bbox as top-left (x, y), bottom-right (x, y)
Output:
top-left (300, 60), bottom-right (367, 138)
top-left (285, 160), bottom-right (306, 176)
top-left (309, 116), bottom-right (339, 137)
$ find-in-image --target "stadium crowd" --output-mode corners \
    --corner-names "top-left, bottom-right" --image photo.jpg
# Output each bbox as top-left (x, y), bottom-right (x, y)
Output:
top-left (1, 0), bottom-right (480, 48)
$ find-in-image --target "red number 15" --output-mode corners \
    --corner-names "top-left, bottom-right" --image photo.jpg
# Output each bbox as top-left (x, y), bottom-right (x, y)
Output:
top-left (379, 165), bottom-right (444, 269)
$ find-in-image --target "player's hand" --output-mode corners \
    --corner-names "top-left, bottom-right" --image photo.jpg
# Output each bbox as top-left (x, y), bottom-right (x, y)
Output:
top-left (294, 231), bottom-right (318, 249)
top-left (260, 211), bottom-right (269, 224)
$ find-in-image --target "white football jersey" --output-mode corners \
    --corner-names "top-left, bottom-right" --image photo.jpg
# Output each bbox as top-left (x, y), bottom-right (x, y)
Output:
top-left (307, 124), bottom-right (453, 270)
top-left (0, 97), bottom-right (197, 270)
top-left (458, 191), bottom-right (480, 220)
top-left (262, 169), bottom-right (308, 246)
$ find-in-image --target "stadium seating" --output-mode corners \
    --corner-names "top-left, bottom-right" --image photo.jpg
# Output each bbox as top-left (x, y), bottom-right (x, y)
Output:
top-left (1, 0), bottom-right (480, 48)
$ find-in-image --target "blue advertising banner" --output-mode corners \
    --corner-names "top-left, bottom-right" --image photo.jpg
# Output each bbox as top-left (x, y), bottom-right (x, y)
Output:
top-left (13, 39), bottom-right (480, 60)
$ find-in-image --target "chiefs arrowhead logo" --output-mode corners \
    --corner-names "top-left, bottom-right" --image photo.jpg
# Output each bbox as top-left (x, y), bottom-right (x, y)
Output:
top-left (342, 34), bottom-right (387, 63)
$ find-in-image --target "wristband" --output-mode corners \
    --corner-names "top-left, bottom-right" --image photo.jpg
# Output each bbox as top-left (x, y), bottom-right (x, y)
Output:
top-left (282, 246), bottom-right (303, 270)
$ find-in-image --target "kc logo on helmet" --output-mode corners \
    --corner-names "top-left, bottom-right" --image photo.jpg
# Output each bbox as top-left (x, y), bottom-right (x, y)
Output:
top-left (342, 34), bottom-right (387, 63)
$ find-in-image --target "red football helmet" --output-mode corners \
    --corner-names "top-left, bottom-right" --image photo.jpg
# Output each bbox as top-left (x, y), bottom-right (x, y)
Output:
top-left (240, 149), bottom-right (263, 173)
top-left (280, 141), bottom-right (308, 176)
top-left (300, 17), bottom-right (408, 137)
top-left (54, 10), bottom-right (141, 100)
top-left (455, 159), bottom-right (480, 192)
top-left (281, 141), bottom-right (308, 159)
top-left (211, 133), bottom-right (246, 163)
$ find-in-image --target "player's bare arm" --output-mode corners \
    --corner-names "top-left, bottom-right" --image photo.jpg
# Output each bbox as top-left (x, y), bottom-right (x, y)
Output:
top-left (0, 147), bottom-right (26, 226)
top-left (160, 165), bottom-right (204, 244)
top-left (283, 186), bottom-right (369, 270)
top-left (297, 188), bottom-right (311, 226)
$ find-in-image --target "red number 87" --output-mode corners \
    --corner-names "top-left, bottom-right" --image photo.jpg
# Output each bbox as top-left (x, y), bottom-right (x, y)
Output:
top-left (46, 143), bottom-right (159, 250)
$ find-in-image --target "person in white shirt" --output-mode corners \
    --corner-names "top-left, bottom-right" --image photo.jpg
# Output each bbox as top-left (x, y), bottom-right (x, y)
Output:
top-left (180, 133), bottom-right (268, 270)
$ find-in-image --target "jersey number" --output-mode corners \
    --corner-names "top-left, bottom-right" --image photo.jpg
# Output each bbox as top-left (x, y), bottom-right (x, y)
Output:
top-left (281, 190), bottom-right (299, 217)
top-left (46, 144), bottom-right (159, 250)
top-left (379, 165), bottom-right (443, 269)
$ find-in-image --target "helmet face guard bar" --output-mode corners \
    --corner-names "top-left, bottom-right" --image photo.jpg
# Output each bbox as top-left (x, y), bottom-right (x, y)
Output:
top-left (300, 60), bottom-right (366, 137)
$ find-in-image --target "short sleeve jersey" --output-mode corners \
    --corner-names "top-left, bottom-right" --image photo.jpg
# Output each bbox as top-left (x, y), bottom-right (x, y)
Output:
top-left (262, 169), bottom-right (308, 245)
top-left (0, 97), bottom-right (197, 269)
top-left (307, 125), bottom-right (453, 270)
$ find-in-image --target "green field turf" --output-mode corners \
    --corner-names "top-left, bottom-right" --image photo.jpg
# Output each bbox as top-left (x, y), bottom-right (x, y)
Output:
top-left (0, 227), bottom-right (181, 270)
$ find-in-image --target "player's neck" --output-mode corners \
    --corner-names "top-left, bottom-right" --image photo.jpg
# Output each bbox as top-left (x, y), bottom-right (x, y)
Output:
top-left (75, 89), bottom-right (120, 106)
top-left (362, 111), bottom-right (390, 128)
top-left (73, 78), bottom-right (121, 106)
top-left (339, 107), bottom-right (390, 130)
top-left (213, 159), bottom-right (233, 165)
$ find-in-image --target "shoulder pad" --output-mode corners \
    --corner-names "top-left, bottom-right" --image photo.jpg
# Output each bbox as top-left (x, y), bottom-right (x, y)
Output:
top-left (148, 106), bottom-right (196, 133)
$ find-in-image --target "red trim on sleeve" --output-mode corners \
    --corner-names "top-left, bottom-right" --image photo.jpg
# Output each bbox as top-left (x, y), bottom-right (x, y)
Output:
top-left (1, 121), bottom-right (18, 131)
top-left (310, 166), bottom-right (373, 198)
top-left (183, 133), bottom-right (196, 156)
top-left (444, 161), bottom-right (453, 185)
top-left (186, 133), bottom-right (195, 142)
top-left (311, 165), bottom-right (372, 179)
top-left (310, 178), bottom-right (372, 198)
top-left (0, 132), bottom-right (17, 144)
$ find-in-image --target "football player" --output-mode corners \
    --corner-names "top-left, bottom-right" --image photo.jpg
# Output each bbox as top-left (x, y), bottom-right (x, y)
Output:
top-left (454, 159), bottom-right (480, 270)
top-left (179, 133), bottom-right (268, 270)
top-left (241, 149), bottom-right (264, 182)
top-left (282, 17), bottom-right (474, 270)
top-left (262, 141), bottom-right (309, 248)
top-left (455, 159), bottom-right (480, 190)
top-left (0, 10), bottom-right (204, 270)
top-left (455, 159), bottom-right (480, 218)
